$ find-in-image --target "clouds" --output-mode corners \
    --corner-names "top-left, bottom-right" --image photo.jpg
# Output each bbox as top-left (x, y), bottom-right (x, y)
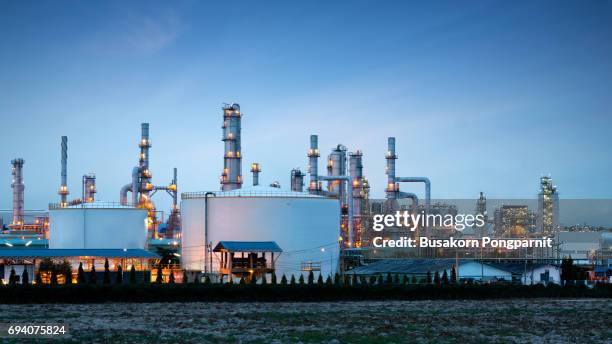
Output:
top-left (85, 6), bottom-right (186, 56)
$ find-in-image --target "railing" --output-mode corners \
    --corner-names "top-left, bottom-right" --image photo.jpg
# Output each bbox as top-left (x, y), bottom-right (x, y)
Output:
top-left (182, 190), bottom-right (321, 199)
top-left (49, 201), bottom-right (138, 210)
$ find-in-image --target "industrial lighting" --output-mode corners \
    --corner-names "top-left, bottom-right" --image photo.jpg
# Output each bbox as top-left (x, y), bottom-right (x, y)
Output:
top-left (173, 253), bottom-right (181, 257)
top-left (5, 242), bottom-right (13, 247)
top-left (25, 241), bottom-right (32, 247)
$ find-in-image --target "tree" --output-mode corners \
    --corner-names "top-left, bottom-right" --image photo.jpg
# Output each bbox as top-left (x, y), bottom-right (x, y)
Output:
top-left (194, 273), bottom-right (200, 284)
top-left (89, 264), bottom-right (97, 284)
top-left (271, 273), bottom-right (277, 285)
top-left (129, 265), bottom-right (137, 284)
top-left (204, 275), bottom-right (211, 285)
top-left (343, 274), bottom-right (350, 285)
top-left (427, 271), bottom-right (432, 285)
top-left (307, 271), bottom-right (314, 285)
top-left (411, 275), bottom-right (418, 284)
top-left (433, 271), bottom-right (440, 285)
top-left (561, 257), bottom-right (576, 285)
top-left (50, 269), bottom-right (58, 285)
top-left (103, 258), bottom-right (111, 285)
top-left (35, 271), bottom-right (43, 285)
top-left (261, 273), bottom-right (267, 285)
top-left (325, 275), bottom-right (332, 286)
top-left (116, 265), bottom-right (123, 284)
top-left (393, 274), bottom-right (400, 284)
top-left (182, 270), bottom-right (188, 284)
top-left (369, 275), bottom-right (376, 285)
top-left (360, 276), bottom-right (367, 285)
top-left (239, 277), bottom-right (246, 285)
top-left (317, 274), bottom-right (324, 286)
top-left (290, 274), bottom-right (296, 285)
top-left (77, 263), bottom-right (86, 284)
top-left (298, 274), bottom-right (305, 285)
top-left (351, 273), bottom-right (358, 286)
top-left (58, 260), bottom-right (72, 284)
top-left (451, 265), bottom-right (457, 284)
top-left (168, 271), bottom-right (175, 284)
top-left (281, 274), bottom-right (287, 285)
top-left (155, 264), bottom-right (163, 284)
top-left (9, 268), bottom-right (16, 285)
top-left (333, 273), bottom-right (341, 285)
top-left (249, 274), bottom-right (257, 284)
top-left (377, 274), bottom-right (383, 285)
top-left (21, 269), bottom-right (29, 285)
top-left (442, 270), bottom-right (449, 285)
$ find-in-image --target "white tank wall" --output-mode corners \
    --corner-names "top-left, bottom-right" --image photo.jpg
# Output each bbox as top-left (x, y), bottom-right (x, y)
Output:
top-left (49, 208), bottom-right (147, 249)
top-left (181, 196), bottom-right (340, 278)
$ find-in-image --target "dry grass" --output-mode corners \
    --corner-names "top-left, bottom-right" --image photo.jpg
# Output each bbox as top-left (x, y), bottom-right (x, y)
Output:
top-left (0, 299), bottom-right (610, 343)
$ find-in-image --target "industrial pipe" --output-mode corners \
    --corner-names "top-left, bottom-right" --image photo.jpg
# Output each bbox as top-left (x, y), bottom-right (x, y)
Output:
top-left (394, 177), bottom-right (430, 214)
top-left (119, 183), bottom-right (131, 206)
top-left (204, 192), bottom-right (216, 273)
top-left (398, 191), bottom-right (418, 214)
top-left (318, 175), bottom-right (353, 248)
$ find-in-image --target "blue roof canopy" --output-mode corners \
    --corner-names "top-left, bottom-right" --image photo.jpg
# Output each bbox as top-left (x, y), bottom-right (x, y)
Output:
top-left (213, 241), bottom-right (282, 253)
top-left (0, 248), bottom-right (158, 259)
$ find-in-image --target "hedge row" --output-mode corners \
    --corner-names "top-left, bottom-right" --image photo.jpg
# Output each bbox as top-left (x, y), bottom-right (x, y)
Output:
top-left (0, 283), bottom-right (610, 304)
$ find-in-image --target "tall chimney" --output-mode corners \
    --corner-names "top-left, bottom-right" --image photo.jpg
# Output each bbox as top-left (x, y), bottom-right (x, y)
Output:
top-left (327, 144), bottom-right (347, 195)
top-left (59, 136), bottom-right (69, 207)
top-left (250, 163), bottom-right (261, 186)
top-left (11, 158), bottom-right (25, 225)
top-left (221, 103), bottom-right (242, 191)
top-left (385, 137), bottom-right (397, 199)
top-left (307, 134), bottom-right (320, 193)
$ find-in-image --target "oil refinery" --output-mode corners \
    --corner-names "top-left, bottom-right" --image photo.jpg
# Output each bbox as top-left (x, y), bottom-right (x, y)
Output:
top-left (0, 102), bottom-right (610, 285)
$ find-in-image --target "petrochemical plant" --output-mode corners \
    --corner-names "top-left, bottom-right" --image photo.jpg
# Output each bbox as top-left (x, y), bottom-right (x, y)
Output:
top-left (0, 102), bottom-right (610, 285)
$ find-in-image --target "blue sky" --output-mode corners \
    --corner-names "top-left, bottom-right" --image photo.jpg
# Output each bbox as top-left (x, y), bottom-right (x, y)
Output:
top-left (1, 0), bottom-right (611, 212)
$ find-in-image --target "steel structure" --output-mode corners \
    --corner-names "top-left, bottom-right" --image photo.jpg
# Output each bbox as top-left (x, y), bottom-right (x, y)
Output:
top-left (250, 163), bottom-right (261, 186)
top-left (58, 136), bottom-right (69, 207)
top-left (10, 158), bottom-right (25, 226)
top-left (119, 123), bottom-right (179, 239)
top-left (221, 103), bottom-right (242, 191)
top-left (82, 173), bottom-right (96, 203)
top-left (290, 168), bottom-right (305, 192)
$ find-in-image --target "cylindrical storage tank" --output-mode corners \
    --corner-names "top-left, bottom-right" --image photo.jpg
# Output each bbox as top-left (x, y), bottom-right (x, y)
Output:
top-left (49, 203), bottom-right (148, 249)
top-left (181, 186), bottom-right (340, 279)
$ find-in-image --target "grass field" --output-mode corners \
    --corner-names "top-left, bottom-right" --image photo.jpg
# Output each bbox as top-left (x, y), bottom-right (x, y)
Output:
top-left (1, 299), bottom-right (610, 343)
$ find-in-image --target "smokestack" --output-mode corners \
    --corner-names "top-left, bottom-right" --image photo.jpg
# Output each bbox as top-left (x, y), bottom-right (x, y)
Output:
top-left (11, 158), bottom-right (25, 225)
top-left (290, 168), bottom-right (305, 192)
top-left (307, 135), bottom-right (320, 193)
top-left (59, 136), bottom-right (69, 207)
top-left (250, 163), bottom-right (261, 186)
top-left (221, 103), bottom-right (242, 191)
top-left (82, 173), bottom-right (96, 203)
top-left (385, 137), bottom-right (397, 199)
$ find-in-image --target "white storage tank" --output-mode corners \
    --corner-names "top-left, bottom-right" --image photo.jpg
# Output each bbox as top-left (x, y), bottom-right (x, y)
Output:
top-left (181, 186), bottom-right (340, 279)
top-left (49, 203), bottom-right (147, 249)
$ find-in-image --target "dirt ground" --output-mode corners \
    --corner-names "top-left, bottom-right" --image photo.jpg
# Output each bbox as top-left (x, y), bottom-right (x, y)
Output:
top-left (0, 299), bottom-right (610, 343)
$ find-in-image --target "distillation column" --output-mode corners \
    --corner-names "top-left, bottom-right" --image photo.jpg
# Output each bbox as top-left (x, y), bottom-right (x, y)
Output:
top-left (307, 135), bottom-right (322, 194)
top-left (349, 151), bottom-right (365, 247)
top-left (290, 168), bottom-right (305, 192)
top-left (58, 136), bottom-right (69, 207)
top-left (250, 163), bottom-right (261, 186)
top-left (11, 158), bottom-right (25, 226)
top-left (221, 103), bottom-right (242, 191)
top-left (82, 173), bottom-right (96, 203)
